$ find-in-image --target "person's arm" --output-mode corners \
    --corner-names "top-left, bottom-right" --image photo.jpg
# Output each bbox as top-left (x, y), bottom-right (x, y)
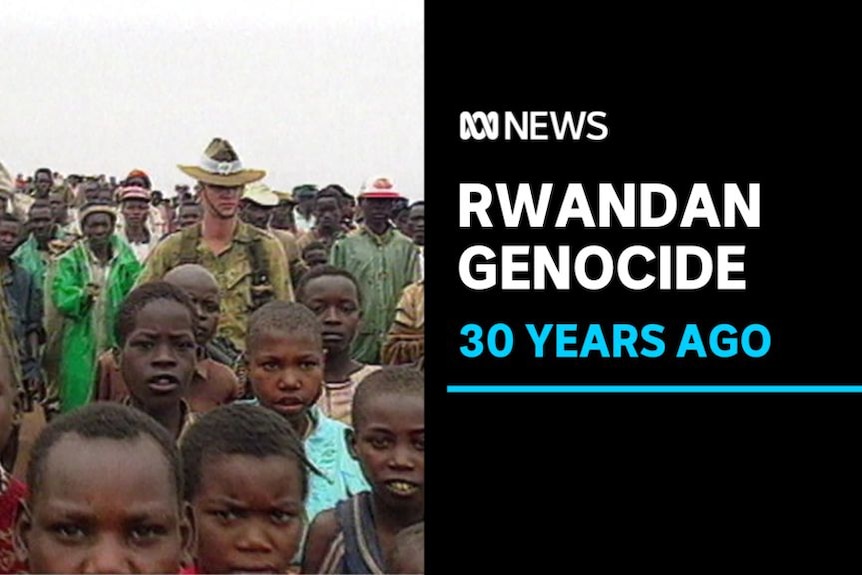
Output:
top-left (265, 236), bottom-right (293, 302)
top-left (381, 284), bottom-right (425, 365)
top-left (51, 251), bottom-right (92, 319)
top-left (301, 509), bottom-right (341, 575)
top-left (93, 351), bottom-right (110, 401)
top-left (289, 256), bottom-right (308, 289)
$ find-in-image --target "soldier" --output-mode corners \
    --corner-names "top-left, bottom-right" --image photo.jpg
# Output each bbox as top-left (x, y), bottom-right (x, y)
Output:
top-left (136, 138), bottom-right (293, 363)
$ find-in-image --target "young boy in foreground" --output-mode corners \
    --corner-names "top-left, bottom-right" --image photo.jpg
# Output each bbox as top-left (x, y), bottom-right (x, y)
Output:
top-left (180, 402), bottom-right (316, 574)
top-left (96, 265), bottom-right (241, 413)
top-left (303, 366), bottom-right (424, 574)
top-left (14, 402), bottom-right (195, 573)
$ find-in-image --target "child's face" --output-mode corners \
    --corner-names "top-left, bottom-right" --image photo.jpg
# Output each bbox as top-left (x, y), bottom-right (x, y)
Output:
top-left (352, 393), bottom-right (425, 510)
top-left (247, 331), bottom-right (324, 422)
top-left (192, 453), bottom-right (306, 574)
top-left (0, 361), bottom-right (14, 455)
top-left (299, 276), bottom-right (361, 355)
top-left (17, 434), bottom-right (193, 574)
top-left (120, 300), bottom-right (197, 410)
top-left (167, 274), bottom-right (220, 345)
top-left (303, 247), bottom-right (328, 268)
top-left (0, 220), bottom-right (21, 258)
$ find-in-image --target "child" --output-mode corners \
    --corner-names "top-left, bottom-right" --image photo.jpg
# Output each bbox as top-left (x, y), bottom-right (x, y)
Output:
top-left (301, 240), bottom-right (329, 268)
top-left (51, 203), bottom-right (141, 412)
top-left (0, 342), bottom-right (26, 574)
top-left (388, 521), bottom-right (425, 574)
top-left (246, 300), bottom-right (369, 521)
top-left (180, 402), bottom-right (316, 574)
top-left (175, 202), bottom-right (203, 231)
top-left (302, 366), bottom-right (424, 574)
top-left (13, 402), bottom-right (195, 573)
top-left (113, 281), bottom-right (199, 439)
top-left (95, 264), bottom-right (242, 413)
top-left (296, 265), bottom-right (380, 425)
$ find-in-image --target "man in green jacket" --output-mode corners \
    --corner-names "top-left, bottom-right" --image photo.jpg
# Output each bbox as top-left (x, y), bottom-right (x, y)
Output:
top-left (52, 203), bottom-right (142, 412)
top-left (330, 176), bottom-right (419, 364)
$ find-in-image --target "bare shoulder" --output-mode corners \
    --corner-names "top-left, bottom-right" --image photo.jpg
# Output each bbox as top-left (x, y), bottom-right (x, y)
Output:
top-left (205, 359), bottom-right (240, 398)
top-left (302, 509), bottom-right (341, 574)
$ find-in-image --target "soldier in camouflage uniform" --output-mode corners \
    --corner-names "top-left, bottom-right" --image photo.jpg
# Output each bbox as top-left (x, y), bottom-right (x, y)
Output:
top-left (137, 138), bottom-right (293, 370)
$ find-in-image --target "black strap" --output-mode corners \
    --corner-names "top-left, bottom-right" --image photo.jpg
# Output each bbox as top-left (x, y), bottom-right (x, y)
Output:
top-left (178, 224), bottom-right (201, 265)
top-left (246, 234), bottom-right (275, 310)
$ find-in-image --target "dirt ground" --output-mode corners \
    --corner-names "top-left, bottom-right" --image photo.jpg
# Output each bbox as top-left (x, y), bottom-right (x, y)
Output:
top-left (13, 409), bottom-right (47, 481)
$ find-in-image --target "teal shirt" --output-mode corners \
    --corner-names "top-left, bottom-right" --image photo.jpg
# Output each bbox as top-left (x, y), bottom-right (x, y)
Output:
top-left (305, 406), bottom-right (370, 520)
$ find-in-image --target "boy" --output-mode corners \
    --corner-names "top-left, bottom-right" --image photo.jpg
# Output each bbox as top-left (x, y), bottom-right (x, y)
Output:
top-left (96, 264), bottom-right (241, 413)
top-left (301, 240), bottom-right (329, 269)
top-left (303, 366), bottom-right (424, 574)
top-left (0, 342), bottom-right (26, 573)
top-left (296, 265), bottom-right (380, 425)
top-left (113, 281), bottom-right (199, 439)
top-left (246, 300), bottom-right (368, 521)
top-left (180, 402), bottom-right (316, 574)
top-left (175, 201), bottom-right (203, 231)
top-left (13, 402), bottom-right (195, 573)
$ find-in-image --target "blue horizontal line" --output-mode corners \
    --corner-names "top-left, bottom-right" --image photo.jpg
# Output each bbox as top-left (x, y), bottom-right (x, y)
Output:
top-left (447, 385), bottom-right (862, 393)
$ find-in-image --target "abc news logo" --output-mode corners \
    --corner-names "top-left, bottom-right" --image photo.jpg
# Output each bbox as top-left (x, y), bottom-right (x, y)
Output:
top-left (459, 111), bottom-right (608, 141)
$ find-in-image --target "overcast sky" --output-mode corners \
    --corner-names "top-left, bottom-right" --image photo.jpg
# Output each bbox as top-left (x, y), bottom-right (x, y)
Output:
top-left (0, 0), bottom-right (424, 200)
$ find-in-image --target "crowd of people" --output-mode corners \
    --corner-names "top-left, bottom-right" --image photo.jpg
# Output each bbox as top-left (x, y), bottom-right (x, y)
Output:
top-left (0, 137), bottom-right (426, 573)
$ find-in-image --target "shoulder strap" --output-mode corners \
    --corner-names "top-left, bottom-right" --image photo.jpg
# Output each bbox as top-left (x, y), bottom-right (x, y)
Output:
top-left (178, 224), bottom-right (201, 265)
top-left (245, 233), bottom-right (275, 310)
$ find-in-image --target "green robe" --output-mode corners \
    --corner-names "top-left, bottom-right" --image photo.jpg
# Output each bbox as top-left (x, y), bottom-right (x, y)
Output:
top-left (52, 236), bottom-right (141, 412)
top-left (11, 235), bottom-right (49, 288)
top-left (330, 226), bottom-right (419, 363)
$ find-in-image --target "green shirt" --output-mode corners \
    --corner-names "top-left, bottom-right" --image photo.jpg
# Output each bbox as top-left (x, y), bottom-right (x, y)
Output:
top-left (330, 225), bottom-right (419, 364)
top-left (137, 221), bottom-right (293, 352)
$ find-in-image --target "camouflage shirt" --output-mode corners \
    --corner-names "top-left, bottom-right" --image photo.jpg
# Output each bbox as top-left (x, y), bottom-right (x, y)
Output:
top-left (137, 221), bottom-right (293, 352)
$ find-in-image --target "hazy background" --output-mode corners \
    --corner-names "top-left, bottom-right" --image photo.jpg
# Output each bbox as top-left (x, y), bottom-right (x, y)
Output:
top-left (0, 0), bottom-right (424, 200)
